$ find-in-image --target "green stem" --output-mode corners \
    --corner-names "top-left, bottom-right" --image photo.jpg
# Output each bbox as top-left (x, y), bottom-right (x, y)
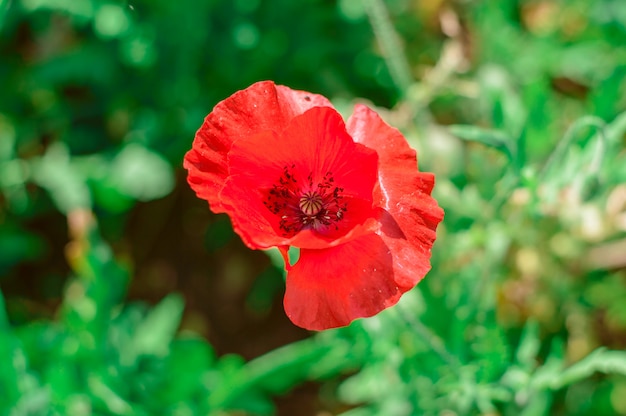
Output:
top-left (539, 116), bottom-right (607, 182)
top-left (364, 0), bottom-right (414, 96)
top-left (397, 301), bottom-right (460, 367)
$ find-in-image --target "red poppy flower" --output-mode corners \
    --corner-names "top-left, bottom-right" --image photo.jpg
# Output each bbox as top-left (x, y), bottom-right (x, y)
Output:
top-left (184, 81), bottom-right (443, 331)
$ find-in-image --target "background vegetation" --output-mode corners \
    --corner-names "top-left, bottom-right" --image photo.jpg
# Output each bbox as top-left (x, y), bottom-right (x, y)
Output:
top-left (1, 0), bottom-right (626, 414)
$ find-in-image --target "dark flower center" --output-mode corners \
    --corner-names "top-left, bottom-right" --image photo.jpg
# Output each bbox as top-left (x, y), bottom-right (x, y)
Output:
top-left (263, 165), bottom-right (347, 237)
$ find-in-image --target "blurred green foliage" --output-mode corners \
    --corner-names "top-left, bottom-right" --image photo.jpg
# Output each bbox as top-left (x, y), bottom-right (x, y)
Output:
top-left (1, 0), bottom-right (626, 415)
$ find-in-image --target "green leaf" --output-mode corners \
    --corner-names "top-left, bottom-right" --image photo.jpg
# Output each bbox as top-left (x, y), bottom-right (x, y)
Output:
top-left (88, 373), bottom-right (134, 416)
top-left (449, 125), bottom-right (516, 162)
top-left (516, 320), bottom-right (541, 371)
top-left (538, 115), bottom-right (613, 203)
top-left (0, 114), bottom-right (16, 161)
top-left (0, 224), bottom-right (46, 275)
top-left (131, 294), bottom-right (184, 357)
top-left (107, 143), bottom-right (175, 201)
top-left (0, 290), bottom-right (8, 331)
top-left (159, 337), bottom-right (216, 403)
top-left (30, 143), bottom-right (91, 213)
top-left (478, 65), bottom-right (527, 139)
top-left (20, 0), bottom-right (95, 20)
top-left (550, 349), bottom-right (626, 390)
top-left (603, 111), bottom-right (626, 146)
top-left (0, 328), bottom-right (48, 411)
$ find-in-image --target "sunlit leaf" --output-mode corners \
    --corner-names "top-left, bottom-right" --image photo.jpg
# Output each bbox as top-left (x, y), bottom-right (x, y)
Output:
top-left (449, 124), bottom-right (516, 162)
top-left (516, 320), bottom-right (541, 371)
top-left (551, 349), bottom-right (626, 390)
top-left (30, 143), bottom-right (92, 213)
top-left (107, 143), bottom-right (175, 201)
top-left (131, 294), bottom-right (184, 357)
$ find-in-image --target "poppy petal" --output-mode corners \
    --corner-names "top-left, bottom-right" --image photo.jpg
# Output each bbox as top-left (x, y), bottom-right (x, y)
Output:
top-left (221, 106), bottom-right (378, 249)
top-left (347, 104), bottom-right (444, 288)
top-left (184, 81), bottom-right (333, 213)
top-left (284, 233), bottom-right (402, 330)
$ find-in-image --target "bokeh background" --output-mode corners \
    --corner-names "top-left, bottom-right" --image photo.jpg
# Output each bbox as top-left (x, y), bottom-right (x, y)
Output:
top-left (1, 0), bottom-right (626, 415)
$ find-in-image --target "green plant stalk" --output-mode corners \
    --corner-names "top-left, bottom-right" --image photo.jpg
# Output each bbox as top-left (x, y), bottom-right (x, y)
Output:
top-left (397, 301), bottom-right (460, 367)
top-left (539, 116), bottom-right (607, 182)
top-left (364, 0), bottom-right (414, 96)
top-left (548, 348), bottom-right (626, 390)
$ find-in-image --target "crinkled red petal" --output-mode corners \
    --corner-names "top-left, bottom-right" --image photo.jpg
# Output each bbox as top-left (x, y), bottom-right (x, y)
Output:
top-left (221, 106), bottom-right (378, 249)
top-left (347, 104), bottom-right (444, 289)
top-left (284, 233), bottom-right (403, 330)
top-left (183, 81), bottom-right (333, 213)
